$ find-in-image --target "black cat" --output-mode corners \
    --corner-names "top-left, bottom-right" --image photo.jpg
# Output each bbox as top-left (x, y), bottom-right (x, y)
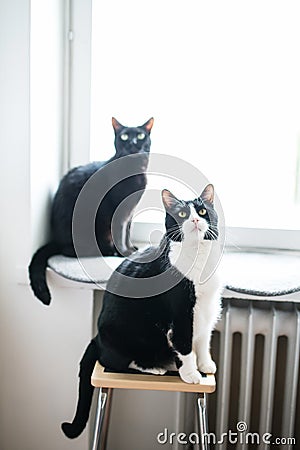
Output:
top-left (29, 117), bottom-right (154, 305)
top-left (61, 185), bottom-right (222, 439)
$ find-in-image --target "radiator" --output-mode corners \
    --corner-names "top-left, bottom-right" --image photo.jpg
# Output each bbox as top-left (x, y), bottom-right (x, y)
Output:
top-left (209, 298), bottom-right (300, 449)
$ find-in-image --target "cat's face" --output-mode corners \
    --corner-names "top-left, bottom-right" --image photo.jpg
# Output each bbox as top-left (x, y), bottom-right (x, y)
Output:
top-left (162, 184), bottom-right (218, 244)
top-left (112, 117), bottom-right (154, 157)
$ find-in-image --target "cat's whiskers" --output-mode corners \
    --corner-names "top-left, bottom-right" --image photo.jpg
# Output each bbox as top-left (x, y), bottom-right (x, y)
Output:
top-left (167, 224), bottom-right (183, 232)
top-left (168, 230), bottom-right (183, 241)
top-left (205, 228), bottom-right (218, 240)
top-left (163, 223), bottom-right (184, 240)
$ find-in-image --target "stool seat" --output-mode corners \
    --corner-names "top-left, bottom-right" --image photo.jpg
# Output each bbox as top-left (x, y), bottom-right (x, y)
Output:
top-left (91, 361), bottom-right (216, 393)
top-left (91, 362), bottom-right (215, 450)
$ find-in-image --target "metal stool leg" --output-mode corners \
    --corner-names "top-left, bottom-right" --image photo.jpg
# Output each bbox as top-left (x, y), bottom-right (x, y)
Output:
top-left (91, 388), bottom-right (107, 450)
top-left (99, 388), bottom-right (113, 450)
top-left (197, 393), bottom-right (209, 450)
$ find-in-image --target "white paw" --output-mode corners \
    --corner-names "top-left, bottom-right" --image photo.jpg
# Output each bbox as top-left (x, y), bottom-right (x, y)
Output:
top-left (179, 367), bottom-right (202, 384)
top-left (198, 359), bottom-right (216, 374)
top-left (148, 367), bottom-right (167, 375)
top-left (129, 361), bottom-right (167, 375)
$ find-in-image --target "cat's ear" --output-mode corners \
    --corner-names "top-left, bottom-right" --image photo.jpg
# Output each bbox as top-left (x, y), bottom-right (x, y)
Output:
top-left (200, 184), bottom-right (214, 204)
top-left (112, 117), bottom-right (124, 133)
top-left (162, 189), bottom-right (180, 210)
top-left (142, 117), bottom-right (154, 133)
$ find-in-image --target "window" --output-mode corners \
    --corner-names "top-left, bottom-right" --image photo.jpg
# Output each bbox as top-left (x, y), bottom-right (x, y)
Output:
top-left (74, 0), bottom-right (300, 249)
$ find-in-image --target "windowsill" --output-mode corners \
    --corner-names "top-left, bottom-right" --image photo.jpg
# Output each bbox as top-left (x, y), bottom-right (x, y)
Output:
top-left (22, 247), bottom-right (300, 303)
top-left (19, 237), bottom-right (300, 302)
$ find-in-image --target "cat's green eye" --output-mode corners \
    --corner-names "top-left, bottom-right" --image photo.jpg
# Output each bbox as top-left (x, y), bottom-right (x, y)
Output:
top-left (137, 133), bottom-right (145, 140)
top-left (199, 208), bottom-right (207, 216)
top-left (178, 211), bottom-right (187, 218)
top-left (120, 134), bottom-right (129, 141)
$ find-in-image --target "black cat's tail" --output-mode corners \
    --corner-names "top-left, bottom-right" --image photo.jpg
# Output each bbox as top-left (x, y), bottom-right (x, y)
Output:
top-left (28, 242), bottom-right (60, 305)
top-left (61, 340), bottom-right (98, 439)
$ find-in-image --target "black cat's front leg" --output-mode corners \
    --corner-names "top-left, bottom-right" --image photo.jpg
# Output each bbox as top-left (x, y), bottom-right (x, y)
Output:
top-left (170, 317), bottom-right (202, 384)
top-left (112, 219), bottom-right (137, 257)
top-left (124, 219), bottom-right (138, 253)
top-left (112, 221), bottom-right (130, 256)
top-left (110, 189), bottom-right (142, 256)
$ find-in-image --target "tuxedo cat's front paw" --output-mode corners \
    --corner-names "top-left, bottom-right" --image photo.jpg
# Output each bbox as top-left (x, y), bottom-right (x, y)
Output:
top-left (198, 359), bottom-right (217, 374)
top-left (179, 367), bottom-right (202, 384)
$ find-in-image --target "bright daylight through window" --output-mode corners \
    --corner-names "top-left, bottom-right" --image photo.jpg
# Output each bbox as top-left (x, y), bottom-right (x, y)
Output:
top-left (90, 0), bottom-right (300, 234)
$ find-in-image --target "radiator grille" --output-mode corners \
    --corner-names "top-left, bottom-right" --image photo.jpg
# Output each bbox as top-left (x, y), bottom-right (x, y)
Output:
top-left (209, 298), bottom-right (300, 449)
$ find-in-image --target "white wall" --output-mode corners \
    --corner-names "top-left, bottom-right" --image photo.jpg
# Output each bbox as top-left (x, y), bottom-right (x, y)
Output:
top-left (30, 0), bottom-right (65, 246)
top-left (0, 2), bottom-right (195, 449)
top-left (0, 1), bottom-right (93, 449)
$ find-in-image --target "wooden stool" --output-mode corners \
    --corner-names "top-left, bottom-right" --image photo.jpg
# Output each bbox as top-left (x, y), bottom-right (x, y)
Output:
top-left (91, 362), bottom-right (216, 450)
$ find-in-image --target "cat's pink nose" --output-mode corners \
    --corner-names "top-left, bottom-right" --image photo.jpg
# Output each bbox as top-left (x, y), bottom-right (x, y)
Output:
top-left (192, 218), bottom-right (199, 224)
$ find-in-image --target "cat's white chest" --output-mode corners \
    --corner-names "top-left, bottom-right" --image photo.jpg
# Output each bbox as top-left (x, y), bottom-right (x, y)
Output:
top-left (169, 240), bottom-right (222, 336)
top-left (169, 240), bottom-right (212, 285)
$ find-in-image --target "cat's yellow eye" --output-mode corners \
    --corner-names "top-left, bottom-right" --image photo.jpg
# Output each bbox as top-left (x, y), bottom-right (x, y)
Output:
top-left (137, 133), bottom-right (145, 140)
top-left (199, 208), bottom-right (207, 216)
top-left (120, 134), bottom-right (129, 141)
top-left (178, 211), bottom-right (187, 218)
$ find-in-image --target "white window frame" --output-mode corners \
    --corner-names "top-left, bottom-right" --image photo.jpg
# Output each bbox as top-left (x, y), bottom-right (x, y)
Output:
top-left (67, 0), bottom-right (92, 168)
top-left (68, 0), bottom-right (300, 252)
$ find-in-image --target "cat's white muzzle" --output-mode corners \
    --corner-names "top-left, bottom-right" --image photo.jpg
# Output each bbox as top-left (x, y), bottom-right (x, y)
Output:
top-left (182, 217), bottom-right (208, 243)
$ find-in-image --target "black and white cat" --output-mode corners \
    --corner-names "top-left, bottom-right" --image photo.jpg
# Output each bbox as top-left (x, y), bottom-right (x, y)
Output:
top-left (62, 184), bottom-right (222, 439)
top-left (29, 117), bottom-right (154, 305)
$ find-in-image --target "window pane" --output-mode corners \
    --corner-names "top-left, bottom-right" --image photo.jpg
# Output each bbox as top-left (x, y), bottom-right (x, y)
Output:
top-left (90, 0), bottom-right (300, 230)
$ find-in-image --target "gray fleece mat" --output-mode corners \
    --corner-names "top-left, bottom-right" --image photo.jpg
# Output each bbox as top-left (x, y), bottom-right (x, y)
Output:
top-left (220, 250), bottom-right (300, 297)
top-left (48, 249), bottom-right (300, 297)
